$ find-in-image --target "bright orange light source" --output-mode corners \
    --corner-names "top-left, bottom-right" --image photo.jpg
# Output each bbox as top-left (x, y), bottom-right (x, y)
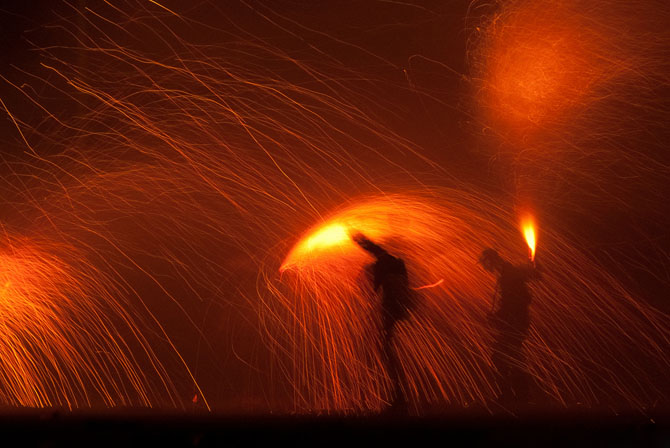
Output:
top-left (280, 220), bottom-right (360, 272)
top-left (521, 215), bottom-right (537, 262)
top-left (279, 200), bottom-right (408, 272)
top-left (300, 223), bottom-right (350, 253)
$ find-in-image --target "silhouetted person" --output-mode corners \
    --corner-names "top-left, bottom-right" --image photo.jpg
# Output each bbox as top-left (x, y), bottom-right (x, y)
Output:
top-left (479, 248), bottom-right (540, 406)
top-left (353, 232), bottom-right (413, 413)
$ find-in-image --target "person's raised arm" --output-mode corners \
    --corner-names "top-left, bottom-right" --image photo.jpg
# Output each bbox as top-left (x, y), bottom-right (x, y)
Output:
top-left (351, 232), bottom-right (388, 259)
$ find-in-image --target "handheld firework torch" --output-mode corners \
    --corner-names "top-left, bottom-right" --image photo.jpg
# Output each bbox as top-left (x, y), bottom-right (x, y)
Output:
top-left (521, 215), bottom-right (537, 267)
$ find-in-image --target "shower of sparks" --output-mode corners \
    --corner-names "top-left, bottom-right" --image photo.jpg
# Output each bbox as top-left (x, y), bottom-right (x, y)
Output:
top-left (267, 192), bottom-right (670, 412)
top-left (0, 231), bottom-right (186, 408)
top-left (0, 0), bottom-right (667, 414)
top-left (467, 0), bottom-right (670, 213)
top-left (0, 0), bottom-right (426, 408)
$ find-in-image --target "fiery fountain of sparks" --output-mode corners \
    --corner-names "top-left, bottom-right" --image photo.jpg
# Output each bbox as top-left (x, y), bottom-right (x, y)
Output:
top-left (266, 192), bottom-right (670, 413)
top-left (0, 231), bottom-right (186, 407)
top-left (0, 0), bottom-right (667, 414)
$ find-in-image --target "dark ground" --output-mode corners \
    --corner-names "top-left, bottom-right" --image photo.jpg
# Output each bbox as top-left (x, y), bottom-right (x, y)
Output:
top-left (1, 408), bottom-right (669, 447)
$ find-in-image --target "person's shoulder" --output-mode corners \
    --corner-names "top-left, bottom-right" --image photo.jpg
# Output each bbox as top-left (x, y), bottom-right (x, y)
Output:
top-left (380, 254), bottom-right (405, 271)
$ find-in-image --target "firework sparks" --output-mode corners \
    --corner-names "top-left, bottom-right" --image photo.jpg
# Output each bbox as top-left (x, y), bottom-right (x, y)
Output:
top-left (0, 231), bottom-right (186, 407)
top-left (0, 0), bottom-right (431, 409)
top-left (0, 0), bottom-right (667, 415)
top-left (267, 191), bottom-right (670, 412)
top-left (468, 0), bottom-right (670, 214)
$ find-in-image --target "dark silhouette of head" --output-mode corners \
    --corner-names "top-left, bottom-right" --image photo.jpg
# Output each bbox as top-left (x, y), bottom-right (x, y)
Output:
top-left (479, 248), bottom-right (504, 273)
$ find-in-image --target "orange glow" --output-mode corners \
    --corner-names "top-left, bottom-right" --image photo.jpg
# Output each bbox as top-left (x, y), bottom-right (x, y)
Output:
top-left (281, 223), bottom-right (353, 272)
top-left (468, 0), bottom-right (670, 213)
top-left (472, 1), bottom-right (600, 140)
top-left (302, 224), bottom-right (350, 251)
top-left (280, 204), bottom-right (403, 272)
top-left (521, 216), bottom-right (537, 262)
top-left (0, 234), bottom-right (186, 407)
top-left (0, 0), bottom-right (667, 413)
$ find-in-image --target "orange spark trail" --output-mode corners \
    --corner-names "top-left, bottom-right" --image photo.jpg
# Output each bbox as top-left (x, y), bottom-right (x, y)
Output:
top-left (412, 279), bottom-right (444, 291)
top-left (0, 232), bottom-right (180, 407)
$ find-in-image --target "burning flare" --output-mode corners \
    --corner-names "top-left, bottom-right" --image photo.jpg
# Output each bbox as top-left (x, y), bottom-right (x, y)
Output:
top-left (521, 215), bottom-right (537, 262)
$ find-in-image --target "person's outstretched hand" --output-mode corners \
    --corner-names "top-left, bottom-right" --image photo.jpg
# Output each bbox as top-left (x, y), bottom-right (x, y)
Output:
top-left (351, 231), bottom-right (367, 245)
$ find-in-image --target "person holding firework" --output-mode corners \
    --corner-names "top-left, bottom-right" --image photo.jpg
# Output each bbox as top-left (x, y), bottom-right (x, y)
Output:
top-left (479, 248), bottom-right (541, 406)
top-left (352, 232), bottom-right (414, 413)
